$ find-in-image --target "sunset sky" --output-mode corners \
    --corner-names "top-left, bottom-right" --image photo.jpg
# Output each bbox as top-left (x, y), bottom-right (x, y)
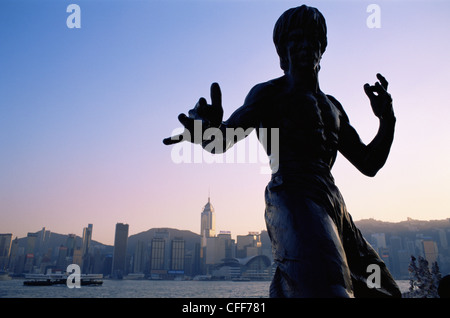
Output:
top-left (1, 0), bottom-right (449, 245)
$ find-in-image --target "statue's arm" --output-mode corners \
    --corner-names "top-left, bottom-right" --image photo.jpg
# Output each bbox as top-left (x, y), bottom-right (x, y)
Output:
top-left (201, 82), bottom-right (270, 154)
top-left (330, 77), bottom-right (396, 177)
top-left (163, 82), bottom-right (267, 154)
top-left (338, 109), bottom-right (395, 177)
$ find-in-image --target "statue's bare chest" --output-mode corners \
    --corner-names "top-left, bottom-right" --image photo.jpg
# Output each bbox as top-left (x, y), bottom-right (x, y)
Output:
top-left (276, 91), bottom-right (340, 139)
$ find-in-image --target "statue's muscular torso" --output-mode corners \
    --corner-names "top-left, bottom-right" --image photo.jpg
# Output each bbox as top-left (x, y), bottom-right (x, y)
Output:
top-left (253, 76), bottom-right (344, 172)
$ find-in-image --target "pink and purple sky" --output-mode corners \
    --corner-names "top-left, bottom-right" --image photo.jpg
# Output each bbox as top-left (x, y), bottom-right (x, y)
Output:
top-left (1, 0), bottom-right (449, 245)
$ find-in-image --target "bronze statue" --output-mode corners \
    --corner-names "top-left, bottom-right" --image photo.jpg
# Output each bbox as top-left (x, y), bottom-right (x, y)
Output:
top-left (163, 5), bottom-right (401, 298)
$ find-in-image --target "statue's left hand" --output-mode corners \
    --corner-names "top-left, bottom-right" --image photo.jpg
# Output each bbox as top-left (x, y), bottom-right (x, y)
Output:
top-left (364, 73), bottom-right (394, 120)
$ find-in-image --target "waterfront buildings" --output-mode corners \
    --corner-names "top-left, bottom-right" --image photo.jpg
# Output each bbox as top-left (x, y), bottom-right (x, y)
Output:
top-left (1, 202), bottom-right (449, 281)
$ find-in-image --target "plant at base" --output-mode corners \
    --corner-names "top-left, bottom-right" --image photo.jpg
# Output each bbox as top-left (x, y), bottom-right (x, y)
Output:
top-left (406, 255), bottom-right (441, 298)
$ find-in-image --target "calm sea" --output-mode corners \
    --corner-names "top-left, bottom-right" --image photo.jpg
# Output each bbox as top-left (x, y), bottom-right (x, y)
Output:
top-left (0, 279), bottom-right (410, 298)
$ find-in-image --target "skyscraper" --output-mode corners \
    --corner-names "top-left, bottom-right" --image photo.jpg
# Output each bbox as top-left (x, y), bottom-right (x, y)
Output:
top-left (56, 245), bottom-right (68, 270)
top-left (236, 232), bottom-right (261, 258)
top-left (8, 238), bottom-right (20, 274)
top-left (150, 237), bottom-right (165, 271)
top-left (133, 240), bottom-right (147, 274)
top-left (204, 232), bottom-right (235, 267)
top-left (0, 233), bottom-right (12, 270)
top-left (111, 223), bottom-right (129, 278)
top-left (81, 224), bottom-right (93, 257)
top-left (150, 229), bottom-right (171, 278)
top-left (65, 234), bottom-right (76, 257)
top-left (81, 224), bottom-right (93, 273)
top-left (170, 238), bottom-right (185, 271)
top-left (201, 196), bottom-right (215, 239)
top-left (36, 227), bottom-right (51, 256)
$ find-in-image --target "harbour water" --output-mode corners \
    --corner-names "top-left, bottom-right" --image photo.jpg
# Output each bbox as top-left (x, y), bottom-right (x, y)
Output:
top-left (1, 279), bottom-right (270, 298)
top-left (0, 279), bottom-right (410, 298)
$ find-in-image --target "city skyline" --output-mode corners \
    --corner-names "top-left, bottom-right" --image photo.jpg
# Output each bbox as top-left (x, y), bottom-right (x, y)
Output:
top-left (1, 214), bottom-right (448, 281)
top-left (0, 195), bottom-right (269, 246)
top-left (2, 1), bottom-right (450, 246)
top-left (2, 202), bottom-right (450, 248)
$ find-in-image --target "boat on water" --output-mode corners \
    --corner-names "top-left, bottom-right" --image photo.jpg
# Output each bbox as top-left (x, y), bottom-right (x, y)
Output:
top-left (231, 277), bottom-right (251, 282)
top-left (193, 275), bottom-right (212, 281)
top-left (23, 273), bottom-right (103, 286)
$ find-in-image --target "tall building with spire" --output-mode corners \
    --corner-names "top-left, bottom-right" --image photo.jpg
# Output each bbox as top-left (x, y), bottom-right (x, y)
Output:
top-left (201, 196), bottom-right (215, 239)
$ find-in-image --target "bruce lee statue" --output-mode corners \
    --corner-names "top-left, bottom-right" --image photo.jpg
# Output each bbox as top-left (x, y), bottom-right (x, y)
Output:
top-left (163, 5), bottom-right (401, 298)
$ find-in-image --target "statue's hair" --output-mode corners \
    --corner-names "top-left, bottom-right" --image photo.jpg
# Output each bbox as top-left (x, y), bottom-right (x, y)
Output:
top-left (273, 5), bottom-right (327, 72)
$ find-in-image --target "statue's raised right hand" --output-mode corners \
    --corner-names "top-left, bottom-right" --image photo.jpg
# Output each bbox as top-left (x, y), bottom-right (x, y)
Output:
top-left (163, 83), bottom-right (223, 145)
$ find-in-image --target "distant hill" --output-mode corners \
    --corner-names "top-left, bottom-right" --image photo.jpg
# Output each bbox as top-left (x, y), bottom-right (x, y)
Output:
top-left (16, 231), bottom-right (113, 254)
top-left (127, 228), bottom-right (201, 254)
top-left (15, 227), bottom-right (201, 256)
top-left (355, 218), bottom-right (450, 237)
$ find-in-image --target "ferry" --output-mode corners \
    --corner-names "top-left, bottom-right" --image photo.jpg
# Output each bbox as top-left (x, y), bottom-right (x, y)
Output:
top-left (231, 277), bottom-right (251, 282)
top-left (193, 275), bottom-right (212, 281)
top-left (23, 273), bottom-right (103, 286)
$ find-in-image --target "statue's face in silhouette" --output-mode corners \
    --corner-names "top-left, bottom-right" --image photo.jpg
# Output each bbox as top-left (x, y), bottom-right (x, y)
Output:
top-left (285, 27), bottom-right (322, 74)
top-left (273, 6), bottom-right (327, 75)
